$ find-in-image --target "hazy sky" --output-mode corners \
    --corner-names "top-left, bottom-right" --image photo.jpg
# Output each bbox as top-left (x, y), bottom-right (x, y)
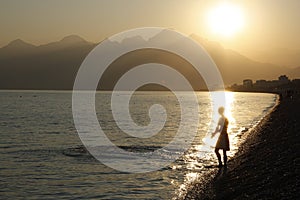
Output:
top-left (1, 0), bottom-right (300, 54)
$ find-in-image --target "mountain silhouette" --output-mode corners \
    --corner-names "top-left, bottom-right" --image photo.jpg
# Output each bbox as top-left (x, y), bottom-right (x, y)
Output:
top-left (0, 34), bottom-right (298, 90)
top-left (38, 35), bottom-right (92, 52)
top-left (244, 48), bottom-right (300, 68)
top-left (190, 35), bottom-right (294, 84)
top-left (0, 39), bottom-right (37, 57)
top-left (0, 35), bottom-right (96, 90)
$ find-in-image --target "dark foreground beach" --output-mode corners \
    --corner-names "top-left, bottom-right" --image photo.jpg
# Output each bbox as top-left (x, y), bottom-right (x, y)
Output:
top-left (185, 94), bottom-right (299, 199)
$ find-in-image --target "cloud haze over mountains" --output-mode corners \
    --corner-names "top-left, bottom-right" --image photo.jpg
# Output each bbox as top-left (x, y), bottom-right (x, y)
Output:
top-left (0, 33), bottom-right (299, 90)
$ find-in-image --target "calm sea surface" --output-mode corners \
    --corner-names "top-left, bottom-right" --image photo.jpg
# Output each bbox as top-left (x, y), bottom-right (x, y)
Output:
top-left (0, 91), bottom-right (277, 199)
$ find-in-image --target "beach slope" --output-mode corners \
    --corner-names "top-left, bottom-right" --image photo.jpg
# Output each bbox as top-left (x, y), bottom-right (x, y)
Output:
top-left (188, 94), bottom-right (299, 199)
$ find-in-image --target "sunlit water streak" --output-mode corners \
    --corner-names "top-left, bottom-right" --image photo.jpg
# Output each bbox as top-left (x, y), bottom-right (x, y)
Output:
top-left (0, 91), bottom-right (277, 199)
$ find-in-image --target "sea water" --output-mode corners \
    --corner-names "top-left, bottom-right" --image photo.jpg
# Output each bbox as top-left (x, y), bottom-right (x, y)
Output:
top-left (0, 91), bottom-right (277, 199)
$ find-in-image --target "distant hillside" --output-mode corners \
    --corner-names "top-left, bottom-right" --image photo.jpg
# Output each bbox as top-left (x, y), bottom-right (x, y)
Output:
top-left (243, 48), bottom-right (300, 68)
top-left (0, 36), bottom-right (96, 90)
top-left (190, 35), bottom-right (289, 84)
top-left (0, 34), bottom-right (297, 90)
top-left (287, 66), bottom-right (300, 78)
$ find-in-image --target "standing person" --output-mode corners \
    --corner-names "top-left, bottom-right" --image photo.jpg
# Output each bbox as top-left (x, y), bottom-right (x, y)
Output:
top-left (211, 107), bottom-right (230, 167)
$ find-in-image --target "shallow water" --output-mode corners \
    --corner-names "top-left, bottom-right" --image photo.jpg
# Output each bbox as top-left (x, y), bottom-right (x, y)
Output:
top-left (0, 91), bottom-right (277, 199)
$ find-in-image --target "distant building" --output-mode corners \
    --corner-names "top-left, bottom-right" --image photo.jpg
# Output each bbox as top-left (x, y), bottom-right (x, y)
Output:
top-left (229, 75), bottom-right (299, 93)
top-left (243, 79), bottom-right (253, 87)
top-left (278, 75), bottom-right (290, 84)
top-left (292, 79), bottom-right (300, 84)
top-left (255, 80), bottom-right (267, 88)
top-left (269, 80), bottom-right (281, 88)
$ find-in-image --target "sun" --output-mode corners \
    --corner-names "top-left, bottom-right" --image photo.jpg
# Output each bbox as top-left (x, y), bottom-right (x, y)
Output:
top-left (206, 3), bottom-right (244, 37)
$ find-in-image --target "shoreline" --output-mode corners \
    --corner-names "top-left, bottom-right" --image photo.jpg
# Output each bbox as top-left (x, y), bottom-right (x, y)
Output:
top-left (185, 94), bottom-right (299, 199)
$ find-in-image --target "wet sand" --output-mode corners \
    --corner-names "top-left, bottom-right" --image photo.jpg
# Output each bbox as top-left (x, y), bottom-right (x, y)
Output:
top-left (186, 94), bottom-right (299, 199)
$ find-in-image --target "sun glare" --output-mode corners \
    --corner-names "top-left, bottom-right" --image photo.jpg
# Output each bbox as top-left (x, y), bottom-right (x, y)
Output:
top-left (206, 3), bottom-right (244, 37)
top-left (202, 91), bottom-right (236, 148)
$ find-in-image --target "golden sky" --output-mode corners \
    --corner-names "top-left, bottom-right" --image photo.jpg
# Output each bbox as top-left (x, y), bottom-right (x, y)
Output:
top-left (1, 0), bottom-right (300, 55)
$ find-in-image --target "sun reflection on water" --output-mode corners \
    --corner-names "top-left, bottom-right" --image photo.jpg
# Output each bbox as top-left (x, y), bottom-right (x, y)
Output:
top-left (202, 91), bottom-right (236, 149)
top-left (174, 91), bottom-right (238, 199)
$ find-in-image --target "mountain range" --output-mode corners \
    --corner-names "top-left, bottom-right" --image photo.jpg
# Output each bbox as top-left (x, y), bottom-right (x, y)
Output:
top-left (0, 34), bottom-right (299, 90)
top-left (243, 48), bottom-right (300, 68)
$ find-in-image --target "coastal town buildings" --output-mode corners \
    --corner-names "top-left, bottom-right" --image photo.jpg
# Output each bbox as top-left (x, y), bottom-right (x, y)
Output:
top-left (228, 75), bottom-right (300, 97)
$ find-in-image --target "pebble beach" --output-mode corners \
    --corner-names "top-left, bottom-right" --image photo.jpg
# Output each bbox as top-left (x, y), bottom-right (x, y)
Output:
top-left (185, 93), bottom-right (299, 199)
